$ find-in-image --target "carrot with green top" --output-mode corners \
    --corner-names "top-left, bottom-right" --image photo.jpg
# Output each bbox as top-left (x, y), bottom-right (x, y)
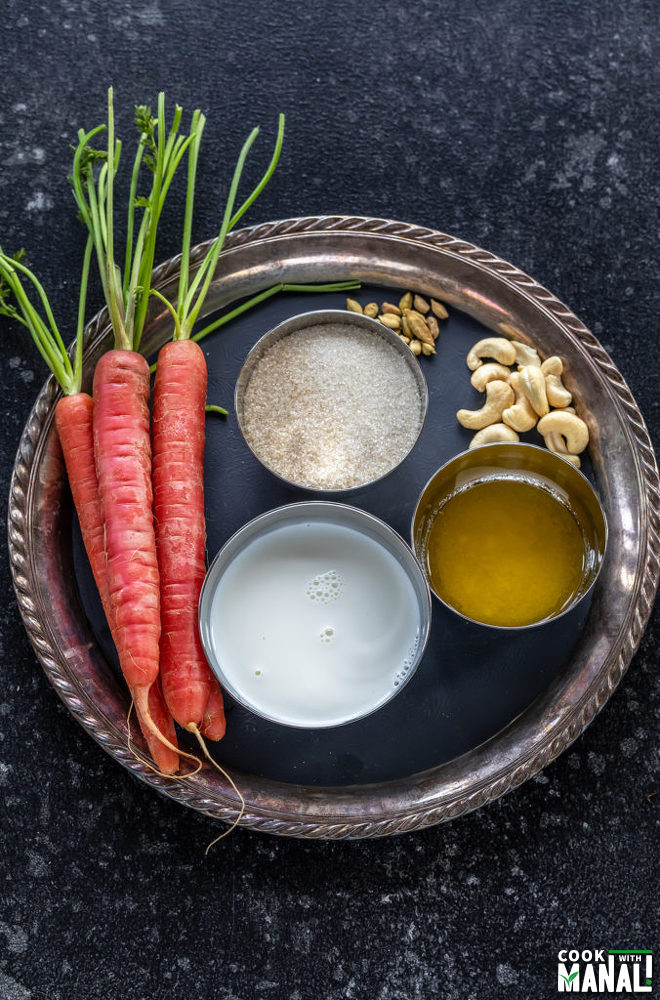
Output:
top-left (151, 113), bottom-right (361, 744)
top-left (70, 87), bottom-right (199, 761)
top-left (0, 245), bottom-right (179, 774)
top-left (149, 113), bottom-right (284, 738)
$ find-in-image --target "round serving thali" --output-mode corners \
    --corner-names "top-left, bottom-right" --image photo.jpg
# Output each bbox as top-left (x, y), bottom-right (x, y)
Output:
top-left (8, 216), bottom-right (660, 838)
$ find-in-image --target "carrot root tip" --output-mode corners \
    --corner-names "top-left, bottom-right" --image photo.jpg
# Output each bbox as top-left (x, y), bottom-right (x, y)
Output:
top-left (131, 690), bottom-right (203, 778)
top-left (187, 724), bottom-right (246, 850)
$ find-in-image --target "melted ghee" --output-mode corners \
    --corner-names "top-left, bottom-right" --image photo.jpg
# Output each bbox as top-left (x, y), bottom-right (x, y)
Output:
top-left (426, 478), bottom-right (587, 627)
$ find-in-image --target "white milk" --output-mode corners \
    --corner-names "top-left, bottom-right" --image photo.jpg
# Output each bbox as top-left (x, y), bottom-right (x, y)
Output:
top-left (208, 520), bottom-right (423, 727)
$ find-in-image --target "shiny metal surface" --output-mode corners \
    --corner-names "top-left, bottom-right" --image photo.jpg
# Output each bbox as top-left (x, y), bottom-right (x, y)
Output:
top-left (234, 309), bottom-right (428, 493)
top-left (198, 501), bottom-right (432, 727)
top-left (411, 442), bottom-right (608, 629)
top-left (8, 216), bottom-right (660, 838)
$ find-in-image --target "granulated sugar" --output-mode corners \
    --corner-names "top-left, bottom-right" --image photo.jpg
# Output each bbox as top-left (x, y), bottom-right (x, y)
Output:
top-left (241, 323), bottom-right (424, 489)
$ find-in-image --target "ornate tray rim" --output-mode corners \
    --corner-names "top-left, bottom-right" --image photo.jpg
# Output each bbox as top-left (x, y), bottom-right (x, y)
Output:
top-left (8, 215), bottom-right (660, 839)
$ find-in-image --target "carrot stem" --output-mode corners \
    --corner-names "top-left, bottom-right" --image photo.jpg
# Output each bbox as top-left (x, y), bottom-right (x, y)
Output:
top-left (150, 288), bottom-right (181, 339)
top-left (74, 236), bottom-right (94, 390)
top-left (70, 123), bottom-right (107, 237)
top-left (132, 102), bottom-right (195, 350)
top-left (0, 240), bottom-right (97, 396)
top-left (192, 280), bottom-right (361, 344)
top-left (180, 127), bottom-right (260, 336)
top-left (71, 88), bottom-right (198, 354)
top-left (227, 112), bottom-right (285, 233)
top-left (122, 136), bottom-right (145, 298)
top-left (176, 110), bottom-right (205, 315)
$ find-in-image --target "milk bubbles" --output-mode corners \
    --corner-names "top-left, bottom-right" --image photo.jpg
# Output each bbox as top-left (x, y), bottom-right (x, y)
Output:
top-left (306, 570), bottom-right (343, 605)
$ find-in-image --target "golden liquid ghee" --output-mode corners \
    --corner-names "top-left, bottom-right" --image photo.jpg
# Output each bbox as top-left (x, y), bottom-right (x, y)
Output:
top-left (426, 478), bottom-right (587, 627)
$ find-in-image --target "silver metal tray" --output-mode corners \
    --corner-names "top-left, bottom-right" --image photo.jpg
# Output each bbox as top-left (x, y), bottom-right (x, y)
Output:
top-left (8, 216), bottom-right (660, 838)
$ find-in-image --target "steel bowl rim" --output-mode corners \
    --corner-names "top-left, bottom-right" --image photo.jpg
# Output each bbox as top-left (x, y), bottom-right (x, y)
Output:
top-left (8, 214), bottom-right (660, 839)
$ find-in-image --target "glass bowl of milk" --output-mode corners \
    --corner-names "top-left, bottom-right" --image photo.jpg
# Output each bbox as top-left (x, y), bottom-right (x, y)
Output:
top-left (198, 502), bottom-right (432, 728)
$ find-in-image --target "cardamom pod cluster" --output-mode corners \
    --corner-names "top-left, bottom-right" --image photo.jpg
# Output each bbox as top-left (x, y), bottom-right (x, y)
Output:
top-left (345, 291), bottom-right (449, 359)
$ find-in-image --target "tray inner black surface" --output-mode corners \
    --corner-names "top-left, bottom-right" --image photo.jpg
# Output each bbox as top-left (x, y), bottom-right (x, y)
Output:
top-left (72, 286), bottom-right (591, 786)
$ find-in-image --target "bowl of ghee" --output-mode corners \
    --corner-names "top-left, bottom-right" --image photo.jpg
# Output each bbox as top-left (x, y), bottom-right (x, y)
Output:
top-left (411, 443), bottom-right (607, 629)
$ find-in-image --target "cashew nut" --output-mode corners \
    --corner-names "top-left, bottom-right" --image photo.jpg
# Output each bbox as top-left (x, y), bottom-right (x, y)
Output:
top-left (544, 432), bottom-right (582, 468)
top-left (540, 406), bottom-right (582, 466)
top-left (540, 356), bottom-right (563, 376)
top-left (466, 337), bottom-right (517, 371)
top-left (470, 362), bottom-right (512, 392)
top-left (518, 364), bottom-right (549, 417)
top-left (457, 380), bottom-right (514, 429)
top-left (541, 356), bottom-right (573, 408)
top-left (501, 370), bottom-right (539, 432)
top-left (537, 410), bottom-right (589, 454)
top-left (469, 424), bottom-right (520, 448)
top-left (511, 340), bottom-right (541, 367)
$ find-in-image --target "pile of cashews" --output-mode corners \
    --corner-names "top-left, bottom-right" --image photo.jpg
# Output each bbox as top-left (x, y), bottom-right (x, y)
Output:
top-left (456, 337), bottom-right (589, 467)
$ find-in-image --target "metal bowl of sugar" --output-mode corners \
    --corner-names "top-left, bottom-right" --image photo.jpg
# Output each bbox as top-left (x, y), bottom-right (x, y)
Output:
top-left (234, 309), bottom-right (429, 493)
top-left (198, 501), bottom-right (432, 729)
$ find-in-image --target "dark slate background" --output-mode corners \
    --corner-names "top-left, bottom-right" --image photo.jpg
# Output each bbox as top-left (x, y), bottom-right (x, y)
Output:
top-left (1, 2), bottom-right (658, 998)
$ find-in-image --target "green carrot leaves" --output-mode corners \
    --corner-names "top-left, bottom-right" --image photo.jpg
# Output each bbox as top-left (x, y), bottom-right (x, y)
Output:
top-left (227, 114), bottom-right (285, 233)
top-left (164, 114), bottom-right (286, 343)
top-left (0, 239), bottom-right (93, 396)
top-left (3, 91), bottom-right (362, 393)
top-left (150, 113), bottom-right (360, 352)
top-left (71, 87), bottom-right (197, 353)
top-left (1, 88), bottom-right (200, 393)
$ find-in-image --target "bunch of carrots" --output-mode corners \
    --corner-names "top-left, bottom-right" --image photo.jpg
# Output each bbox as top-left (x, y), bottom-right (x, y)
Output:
top-left (0, 88), bottom-right (358, 777)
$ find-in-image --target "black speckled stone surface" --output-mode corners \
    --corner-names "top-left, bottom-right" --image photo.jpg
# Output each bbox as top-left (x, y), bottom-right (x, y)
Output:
top-left (0, 2), bottom-right (658, 998)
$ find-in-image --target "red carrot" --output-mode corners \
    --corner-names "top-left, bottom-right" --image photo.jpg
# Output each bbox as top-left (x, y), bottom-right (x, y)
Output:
top-left (0, 246), bottom-right (179, 773)
top-left (200, 677), bottom-right (227, 741)
top-left (69, 89), bottom-right (200, 766)
top-left (143, 679), bottom-right (179, 769)
top-left (55, 394), bottom-right (108, 601)
top-left (57, 393), bottom-right (179, 773)
top-left (149, 114), bottom-right (288, 740)
top-left (150, 114), bottom-right (361, 744)
top-left (152, 339), bottom-right (224, 731)
top-left (92, 351), bottom-right (162, 715)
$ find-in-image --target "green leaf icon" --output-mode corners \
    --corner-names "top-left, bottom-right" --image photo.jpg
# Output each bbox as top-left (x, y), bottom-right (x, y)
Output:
top-left (560, 972), bottom-right (579, 985)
